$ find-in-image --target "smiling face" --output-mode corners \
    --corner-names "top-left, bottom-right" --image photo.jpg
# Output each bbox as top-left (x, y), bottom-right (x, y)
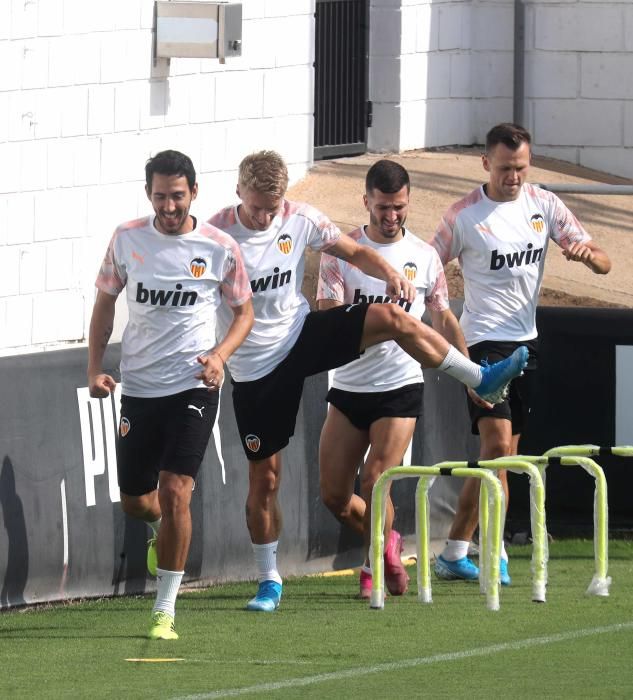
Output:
top-left (146, 173), bottom-right (198, 235)
top-left (236, 186), bottom-right (283, 231)
top-left (364, 185), bottom-right (409, 242)
top-left (482, 141), bottom-right (531, 202)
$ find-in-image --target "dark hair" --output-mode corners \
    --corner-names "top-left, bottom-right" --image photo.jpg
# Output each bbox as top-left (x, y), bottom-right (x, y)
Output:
top-left (485, 123), bottom-right (531, 153)
top-left (365, 159), bottom-right (410, 195)
top-left (145, 150), bottom-right (196, 192)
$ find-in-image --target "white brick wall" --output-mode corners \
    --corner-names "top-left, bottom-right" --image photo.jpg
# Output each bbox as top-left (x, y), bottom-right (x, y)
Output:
top-left (2, 0), bottom-right (632, 356)
top-left (0, 0), bottom-right (316, 357)
top-left (523, 1), bottom-right (633, 179)
top-left (370, 0), bottom-right (632, 179)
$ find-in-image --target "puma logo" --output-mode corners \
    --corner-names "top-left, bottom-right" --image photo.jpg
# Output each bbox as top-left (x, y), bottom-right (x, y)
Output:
top-left (187, 404), bottom-right (205, 417)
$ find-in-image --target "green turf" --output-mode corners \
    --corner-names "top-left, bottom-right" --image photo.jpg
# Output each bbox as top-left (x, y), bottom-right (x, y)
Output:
top-left (1, 540), bottom-right (632, 699)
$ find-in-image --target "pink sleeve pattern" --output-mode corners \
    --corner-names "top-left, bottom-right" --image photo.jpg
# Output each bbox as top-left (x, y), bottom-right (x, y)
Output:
top-left (285, 200), bottom-right (341, 251)
top-left (220, 236), bottom-right (253, 307)
top-left (430, 190), bottom-right (480, 264)
top-left (208, 206), bottom-right (237, 229)
top-left (95, 229), bottom-right (125, 295)
top-left (425, 251), bottom-right (450, 312)
top-left (317, 252), bottom-right (345, 302)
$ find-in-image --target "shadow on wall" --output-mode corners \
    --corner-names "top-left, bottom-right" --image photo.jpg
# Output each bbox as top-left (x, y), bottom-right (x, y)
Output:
top-left (0, 456), bottom-right (28, 608)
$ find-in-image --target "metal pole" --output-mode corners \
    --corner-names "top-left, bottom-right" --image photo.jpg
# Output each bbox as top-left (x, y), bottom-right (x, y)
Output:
top-left (513, 0), bottom-right (526, 126)
top-left (535, 184), bottom-right (633, 195)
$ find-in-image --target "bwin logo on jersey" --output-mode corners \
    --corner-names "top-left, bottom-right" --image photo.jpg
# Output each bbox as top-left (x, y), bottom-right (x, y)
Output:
top-left (490, 244), bottom-right (544, 271)
top-left (403, 262), bottom-right (417, 281)
top-left (530, 214), bottom-right (545, 234)
top-left (136, 281), bottom-right (198, 306)
top-left (352, 289), bottom-right (412, 313)
top-left (245, 434), bottom-right (261, 452)
top-left (250, 267), bottom-right (292, 293)
top-left (120, 417), bottom-right (131, 437)
top-left (190, 257), bottom-right (207, 278)
top-left (277, 234), bottom-right (293, 255)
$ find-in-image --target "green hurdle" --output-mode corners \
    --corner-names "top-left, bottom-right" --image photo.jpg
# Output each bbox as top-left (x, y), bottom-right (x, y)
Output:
top-left (495, 448), bottom-right (615, 596)
top-left (369, 465), bottom-right (504, 612)
top-left (434, 459), bottom-right (548, 603)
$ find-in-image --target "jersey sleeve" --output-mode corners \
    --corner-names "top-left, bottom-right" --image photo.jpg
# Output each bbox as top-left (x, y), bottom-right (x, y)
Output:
top-left (220, 238), bottom-right (253, 307)
top-left (294, 203), bottom-right (341, 252)
top-left (547, 194), bottom-right (591, 249)
top-left (430, 207), bottom-right (462, 265)
top-left (95, 229), bottom-right (125, 296)
top-left (317, 251), bottom-right (345, 302)
top-left (424, 249), bottom-right (450, 312)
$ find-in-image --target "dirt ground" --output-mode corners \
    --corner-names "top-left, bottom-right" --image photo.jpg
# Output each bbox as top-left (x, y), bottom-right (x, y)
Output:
top-left (287, 148), bottom-right (633, 309)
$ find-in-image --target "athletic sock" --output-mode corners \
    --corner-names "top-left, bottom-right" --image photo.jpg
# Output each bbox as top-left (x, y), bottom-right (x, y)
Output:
top-left (252, 541), bottom-right (282, 585)
top-left (500, 541), bottom-right (509, 562)
top-left (153, 568), bottom-right (184, 617)
top-left (438, 346), bottom-right (483, 389)
top-left (147, 517), bottom-right (162, 537)
top-left (442, 539), bottom-right (470, 561)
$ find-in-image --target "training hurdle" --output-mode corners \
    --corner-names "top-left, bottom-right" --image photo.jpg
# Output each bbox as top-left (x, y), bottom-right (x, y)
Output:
top-left (369, 465), bottom-right (504, 611)
top-left (434, 459), bottom-right (548, 603)
top-left (495, 445), bottom-right (624, 597)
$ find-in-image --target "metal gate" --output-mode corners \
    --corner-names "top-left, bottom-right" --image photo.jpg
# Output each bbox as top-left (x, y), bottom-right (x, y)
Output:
top-left (314, 0), bottom-right (370, 160)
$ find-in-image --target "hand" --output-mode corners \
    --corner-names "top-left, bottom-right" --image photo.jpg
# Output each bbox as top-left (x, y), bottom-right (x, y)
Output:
top-left (195, 352), bottom-right (225, 392)
top-left (562, 242), bottom-right (594, 265)
top-left (386, 274), bottom-right (417, 304)
top-left (88, 373), bottom-right (117, 398)
top-left (467, 386), bottom-right (494, 410)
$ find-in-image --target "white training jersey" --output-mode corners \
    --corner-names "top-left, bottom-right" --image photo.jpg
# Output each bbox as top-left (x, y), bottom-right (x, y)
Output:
top-left (208, 200), bottom-right (340, 382)
top-left (96, 216), bottom-right (252, 398)
top-left (430, 184), bottom-right (591, 346)
top-left (317, 226), bottom-right (449, 393)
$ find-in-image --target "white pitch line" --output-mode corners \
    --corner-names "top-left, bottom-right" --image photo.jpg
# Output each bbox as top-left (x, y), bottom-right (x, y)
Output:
top-left (60, 478), bottom-right (68, 566)
top-left (173, 621), bottom-right (633, 700)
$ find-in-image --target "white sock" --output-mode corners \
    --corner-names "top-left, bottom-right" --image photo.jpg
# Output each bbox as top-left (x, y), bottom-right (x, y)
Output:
top-left (252, 542), bottom-right (282, 585)
top-left (501, 541), bottom-right (508, 562)
top-left (147, 517), bottom-right (161, 537)
top-left (153, 568), bottom-right (184, 617)
top-left (438, 346), bottom-right (483, 389)
top-left (442, 539), bottom-right (470, 561)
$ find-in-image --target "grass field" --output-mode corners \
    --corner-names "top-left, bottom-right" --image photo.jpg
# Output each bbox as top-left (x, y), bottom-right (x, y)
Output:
top-left (1, 540), bottom-right (632, 699)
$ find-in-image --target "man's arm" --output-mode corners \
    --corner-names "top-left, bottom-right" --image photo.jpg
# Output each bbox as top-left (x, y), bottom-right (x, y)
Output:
top-left (562, 240), bottom-right (611, 274)
top-left (317, 299), bottom-right (342, 311)
top-left (195, 299), bottom-right (254, 390)
top-left (87, 290), bottom-right (118, 398)
top-left (428, 307), bottom-right (468, 356)
top-left (327, 234), bottom-right (416, 303)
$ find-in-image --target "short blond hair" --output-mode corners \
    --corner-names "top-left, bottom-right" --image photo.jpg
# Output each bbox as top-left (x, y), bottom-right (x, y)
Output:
top-left (238, 150), bottom-right (289, 198)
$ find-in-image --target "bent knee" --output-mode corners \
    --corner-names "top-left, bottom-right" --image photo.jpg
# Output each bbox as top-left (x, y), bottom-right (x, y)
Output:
top-left (321, 486), bottom-right (349, 517)
top-left (366, 302), bottom-right (417, 338)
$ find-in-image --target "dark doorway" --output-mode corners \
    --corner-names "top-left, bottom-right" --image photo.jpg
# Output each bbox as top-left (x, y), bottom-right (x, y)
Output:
top-left (314, 0), bottom-right (370, 160)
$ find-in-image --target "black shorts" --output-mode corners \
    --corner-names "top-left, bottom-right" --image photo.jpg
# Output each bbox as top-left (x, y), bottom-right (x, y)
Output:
top-left (117, 388), bottom-right (218, 496)
top-left (326, 383), bottom-right (424, 431)
top-left (467, 339), bottom-right (538, 436)
top-left (232, 303), bottom-right (369, 460)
